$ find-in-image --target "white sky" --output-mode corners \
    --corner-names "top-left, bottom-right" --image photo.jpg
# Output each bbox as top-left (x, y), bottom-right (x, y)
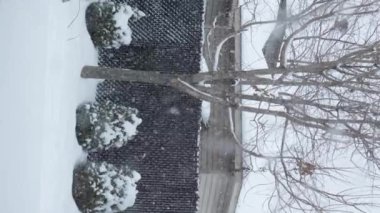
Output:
top-left (236, 1), bottom-right (380, 212)
top-left (236, 1), bottom-right (277, 212)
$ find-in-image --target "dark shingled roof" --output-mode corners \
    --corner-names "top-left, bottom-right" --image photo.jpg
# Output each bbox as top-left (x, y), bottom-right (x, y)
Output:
top-left (88, 0), bottom-right (204, 212)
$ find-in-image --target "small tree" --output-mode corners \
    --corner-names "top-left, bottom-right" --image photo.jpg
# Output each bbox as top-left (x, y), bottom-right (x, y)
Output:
top-left (76, 101), bottom-right (142, 152)
top-left (72, 161), bottom-right (141, 212)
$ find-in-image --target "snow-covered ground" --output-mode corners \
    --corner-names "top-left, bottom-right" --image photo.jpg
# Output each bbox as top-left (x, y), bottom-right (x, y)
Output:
top-left (0, 0), bottom-right (99, 212)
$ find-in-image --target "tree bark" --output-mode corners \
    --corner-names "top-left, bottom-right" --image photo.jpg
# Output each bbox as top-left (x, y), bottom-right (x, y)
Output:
top-left (81, 63), bottom-right (337, 84)
top-left (81, 66), bottom-right (185, 86)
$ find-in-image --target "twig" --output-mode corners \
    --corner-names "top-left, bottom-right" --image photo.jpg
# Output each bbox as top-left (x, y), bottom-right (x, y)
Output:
top-left (67, 0), bottom-right (82, 28)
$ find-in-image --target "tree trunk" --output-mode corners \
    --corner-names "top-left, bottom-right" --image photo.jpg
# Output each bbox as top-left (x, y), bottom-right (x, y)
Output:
top-left (81, 66), bottom-right (183, 86)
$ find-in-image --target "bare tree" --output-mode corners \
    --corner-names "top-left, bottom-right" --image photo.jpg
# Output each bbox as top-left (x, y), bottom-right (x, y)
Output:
top-left (82, 0), bottom-right (380, 212)
top-left (262, 0), bottom-right (287, 71)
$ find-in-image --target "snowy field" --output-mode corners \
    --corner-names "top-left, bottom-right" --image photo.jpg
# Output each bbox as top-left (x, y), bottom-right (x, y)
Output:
top-left (0, 0), bottom-right (99, 212)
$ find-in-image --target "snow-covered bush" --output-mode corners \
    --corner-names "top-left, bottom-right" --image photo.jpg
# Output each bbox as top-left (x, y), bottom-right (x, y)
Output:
top-left (72, 161), bottom-right (141, 212)
top-left (76, 101), bottom-right (142, 152)
top-left (85, 1), bottom-right (145, 49)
